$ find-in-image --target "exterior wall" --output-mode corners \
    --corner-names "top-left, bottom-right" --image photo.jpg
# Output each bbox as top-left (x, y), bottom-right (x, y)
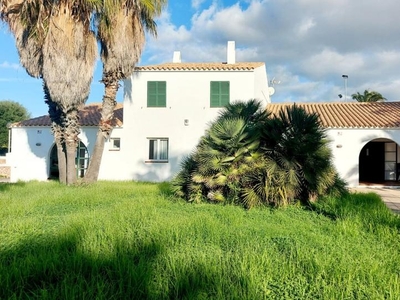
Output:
top-left (8, 126), bottom-right (124, 182)
top-left (121, 66), bottom-right (270, 181)
top-left (253, 65), bottom-right (271, 103)
top-left (97, 127), bottom-right (129, 181)
top-left (9, 116), bottom-right (400, 186)
top-left (326, 128), bottom-right (400, 187)
top-left (15, 62), bottom-right (400, 188)
top-left (8, 127), bottom-right (55, 181)
top-left (8, 64), bottom-right (270, 183)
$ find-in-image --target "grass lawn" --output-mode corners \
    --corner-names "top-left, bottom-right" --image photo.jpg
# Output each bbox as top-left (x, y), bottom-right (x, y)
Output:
top-left (0, 181), bottom-right (399, 299)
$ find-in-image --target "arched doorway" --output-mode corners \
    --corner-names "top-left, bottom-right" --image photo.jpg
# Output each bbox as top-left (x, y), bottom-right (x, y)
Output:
top-left (49, 141), bottom-right (89, 179)
top-left (359, 138), bottom-right (399, 184)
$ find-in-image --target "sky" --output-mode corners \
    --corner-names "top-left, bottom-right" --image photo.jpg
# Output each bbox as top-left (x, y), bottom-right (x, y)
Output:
top-left (1, 0), bottom-right (400, 117)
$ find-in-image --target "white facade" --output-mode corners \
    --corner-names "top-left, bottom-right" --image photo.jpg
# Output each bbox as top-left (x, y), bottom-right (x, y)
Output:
top-left (7, 42), bottom-right (273, 183)
top-left (6, 42), bottom-right (400, 187)
top-left (122, 65), bottom-right (271, 181)
top-left (327, 128), bottom-right (400, 187)
top-left (6, 125), bottom-right (125, 182)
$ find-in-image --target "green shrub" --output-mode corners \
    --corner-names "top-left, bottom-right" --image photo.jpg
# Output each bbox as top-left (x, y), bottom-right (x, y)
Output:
top-left (172, 101), bottom-right (347, 208)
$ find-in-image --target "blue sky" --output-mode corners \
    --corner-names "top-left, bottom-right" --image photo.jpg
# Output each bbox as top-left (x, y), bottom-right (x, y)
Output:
top-left (1, 0), bottom-right (400, 117)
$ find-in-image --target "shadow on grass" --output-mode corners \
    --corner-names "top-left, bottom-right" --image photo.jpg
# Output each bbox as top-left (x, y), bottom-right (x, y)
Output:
top-left (0, 181), bottom-right (26, 192)
top-left (157, 181), bottom-right (174, 196)
top-left (0, 226), bottom-right (164, 299)
top-left (157, 182), bottom-right (187, 204)
top-left (0, 225), bottom-right (224, 299)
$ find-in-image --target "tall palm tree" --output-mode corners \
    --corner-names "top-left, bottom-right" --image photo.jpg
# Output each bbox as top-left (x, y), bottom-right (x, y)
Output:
top-left (352, 90), bottom-right (387, 102)
top-left (84, 0), bottom-right (166, 182)
top-left (1, 0), bottom-right (98, 184)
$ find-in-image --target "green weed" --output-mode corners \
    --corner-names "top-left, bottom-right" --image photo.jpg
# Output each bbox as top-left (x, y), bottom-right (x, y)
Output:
top-left (0, 181), bottom-right (399, 299)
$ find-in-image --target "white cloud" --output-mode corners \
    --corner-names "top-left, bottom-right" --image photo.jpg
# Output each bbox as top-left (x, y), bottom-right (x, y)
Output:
top-left (143, 0), bottom-right (400, 102)
top-left (0, 61), bottom-right (20, 70)
top-left (191, 0), bottom-right (206, 9)
top-left (297, 18), bottom-right (316, 36)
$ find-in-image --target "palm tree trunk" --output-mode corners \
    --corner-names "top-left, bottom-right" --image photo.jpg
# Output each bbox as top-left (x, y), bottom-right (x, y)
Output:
top-left (44, 83), bottom-right (67, 183)
top-left (64, 108), bottom-right (80, 185)
top-left (84, 79), bottom-right (119, 183)
top-left (56, 139), bottom-right (67, 184)
top-left (65, 141), bottom-right (77, 185)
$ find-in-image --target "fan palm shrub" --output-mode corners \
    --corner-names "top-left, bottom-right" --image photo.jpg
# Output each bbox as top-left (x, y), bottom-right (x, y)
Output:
top-left (172, 100), bottom-right (267, 205)
top-left (173, 101), bottom-right (347, 208)
top-left (261, 104), bottom-right (339, 204)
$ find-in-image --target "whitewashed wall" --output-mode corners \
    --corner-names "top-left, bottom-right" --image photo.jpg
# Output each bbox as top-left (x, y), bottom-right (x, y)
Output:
top-left (121, 65), bottom-right (270, 181)
top-left (8, 126), bottom-right (124, 182)
top-left (327, 128), bottom-right (400, 187)
top-left (8, 127), bottom-right (54, 182)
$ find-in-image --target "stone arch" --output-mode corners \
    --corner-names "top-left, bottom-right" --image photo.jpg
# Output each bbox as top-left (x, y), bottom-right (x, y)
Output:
top-left (359, 138), bottom-right (400, 185)
top-left (49, 141), bottom-right (89, 179)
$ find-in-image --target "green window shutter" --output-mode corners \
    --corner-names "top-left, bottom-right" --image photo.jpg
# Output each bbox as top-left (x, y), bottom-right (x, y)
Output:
top-left (210, 81), bottom-right (220, 107)
top-left (147, 82), bottom-right (157, 107)
top-left (147, 81), bottom-right (167, 107)
top-left (210, 81), bottom-right (230, 107)
top-left (220, 81), bottom-right (230, 106)
top-left (158, 81), bottom-right (166, 107)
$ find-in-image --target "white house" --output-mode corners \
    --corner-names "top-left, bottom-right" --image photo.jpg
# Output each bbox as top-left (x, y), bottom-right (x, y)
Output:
top-left (268, 102), bottom-right (400, 187)
top-left (5, 41), bottom-right (400, 187)
top-left (6, 41), bottom-right (272, 182)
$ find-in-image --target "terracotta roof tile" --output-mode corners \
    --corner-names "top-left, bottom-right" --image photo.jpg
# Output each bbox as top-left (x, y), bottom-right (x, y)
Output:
top-left (12, 103), bottom-right (123, 127)
top-left (15, 102), bottom-right (400, 129)
top-left (135, 62), bottom-right (265, 71)
top-left (268, 102), bottom-right (400, 129)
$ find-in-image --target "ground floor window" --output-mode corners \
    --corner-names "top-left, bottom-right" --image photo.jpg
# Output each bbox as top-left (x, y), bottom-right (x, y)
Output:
top-left (147, 138), bottom-right (168, 162)
top-left (76, 142), bottom-right (89, 177)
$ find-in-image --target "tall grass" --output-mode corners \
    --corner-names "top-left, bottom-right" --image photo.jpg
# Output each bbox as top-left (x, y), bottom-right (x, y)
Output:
top-left (0, 181), bottom-right (399, 299)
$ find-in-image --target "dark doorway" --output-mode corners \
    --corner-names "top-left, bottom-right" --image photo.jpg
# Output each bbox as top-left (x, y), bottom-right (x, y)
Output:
top-left (359, 140), bottom-right (400, 184)
top-left (49, 142), bottom-right (89, 179)
top-left (359, 142), bottom-right (385, 183)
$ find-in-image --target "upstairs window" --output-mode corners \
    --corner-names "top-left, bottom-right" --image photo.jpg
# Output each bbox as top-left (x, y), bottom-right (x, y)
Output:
top-left (147, 138), bottom-right (169, 162)
top-left (147, 81), bottom-right (166, 107)
top-left (210, 81), bottom-right (230, 107)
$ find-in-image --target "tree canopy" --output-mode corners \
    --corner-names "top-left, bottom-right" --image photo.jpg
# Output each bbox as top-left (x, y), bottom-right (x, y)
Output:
top-left (352, 90), bottom-right (387, 102)
top-left (0, 100), bottom-right (30, 149)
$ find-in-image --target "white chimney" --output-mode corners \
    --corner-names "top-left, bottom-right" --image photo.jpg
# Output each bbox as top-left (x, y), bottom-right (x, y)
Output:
top-left (227, 41), bottom-right (236, 64)
top-left (173, 51), bottom-right (181, 63)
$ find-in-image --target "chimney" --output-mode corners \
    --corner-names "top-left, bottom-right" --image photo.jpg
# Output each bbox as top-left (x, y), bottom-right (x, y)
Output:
top-left (173, 51), bottom-right (181, 63)
top-left (227, 41), bottom-right (236, 64)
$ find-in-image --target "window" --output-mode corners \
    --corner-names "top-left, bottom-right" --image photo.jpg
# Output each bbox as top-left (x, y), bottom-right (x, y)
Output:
top-left (210, 81), bottom-right (230, 107)
top-left (147, 138), bottom-right (168, 162)
top-left (147, 81), bottom-right (166, 107)
top-left (75, 141), bottom-right (89, 178)
top-left (109, 138), bottom-right (120, 151)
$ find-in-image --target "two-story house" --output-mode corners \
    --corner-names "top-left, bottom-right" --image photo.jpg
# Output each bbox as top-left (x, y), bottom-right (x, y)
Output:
top-left (6, 41), bottom-right (273, 182)
top-left (5, 41), bottom-right (400, 187)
